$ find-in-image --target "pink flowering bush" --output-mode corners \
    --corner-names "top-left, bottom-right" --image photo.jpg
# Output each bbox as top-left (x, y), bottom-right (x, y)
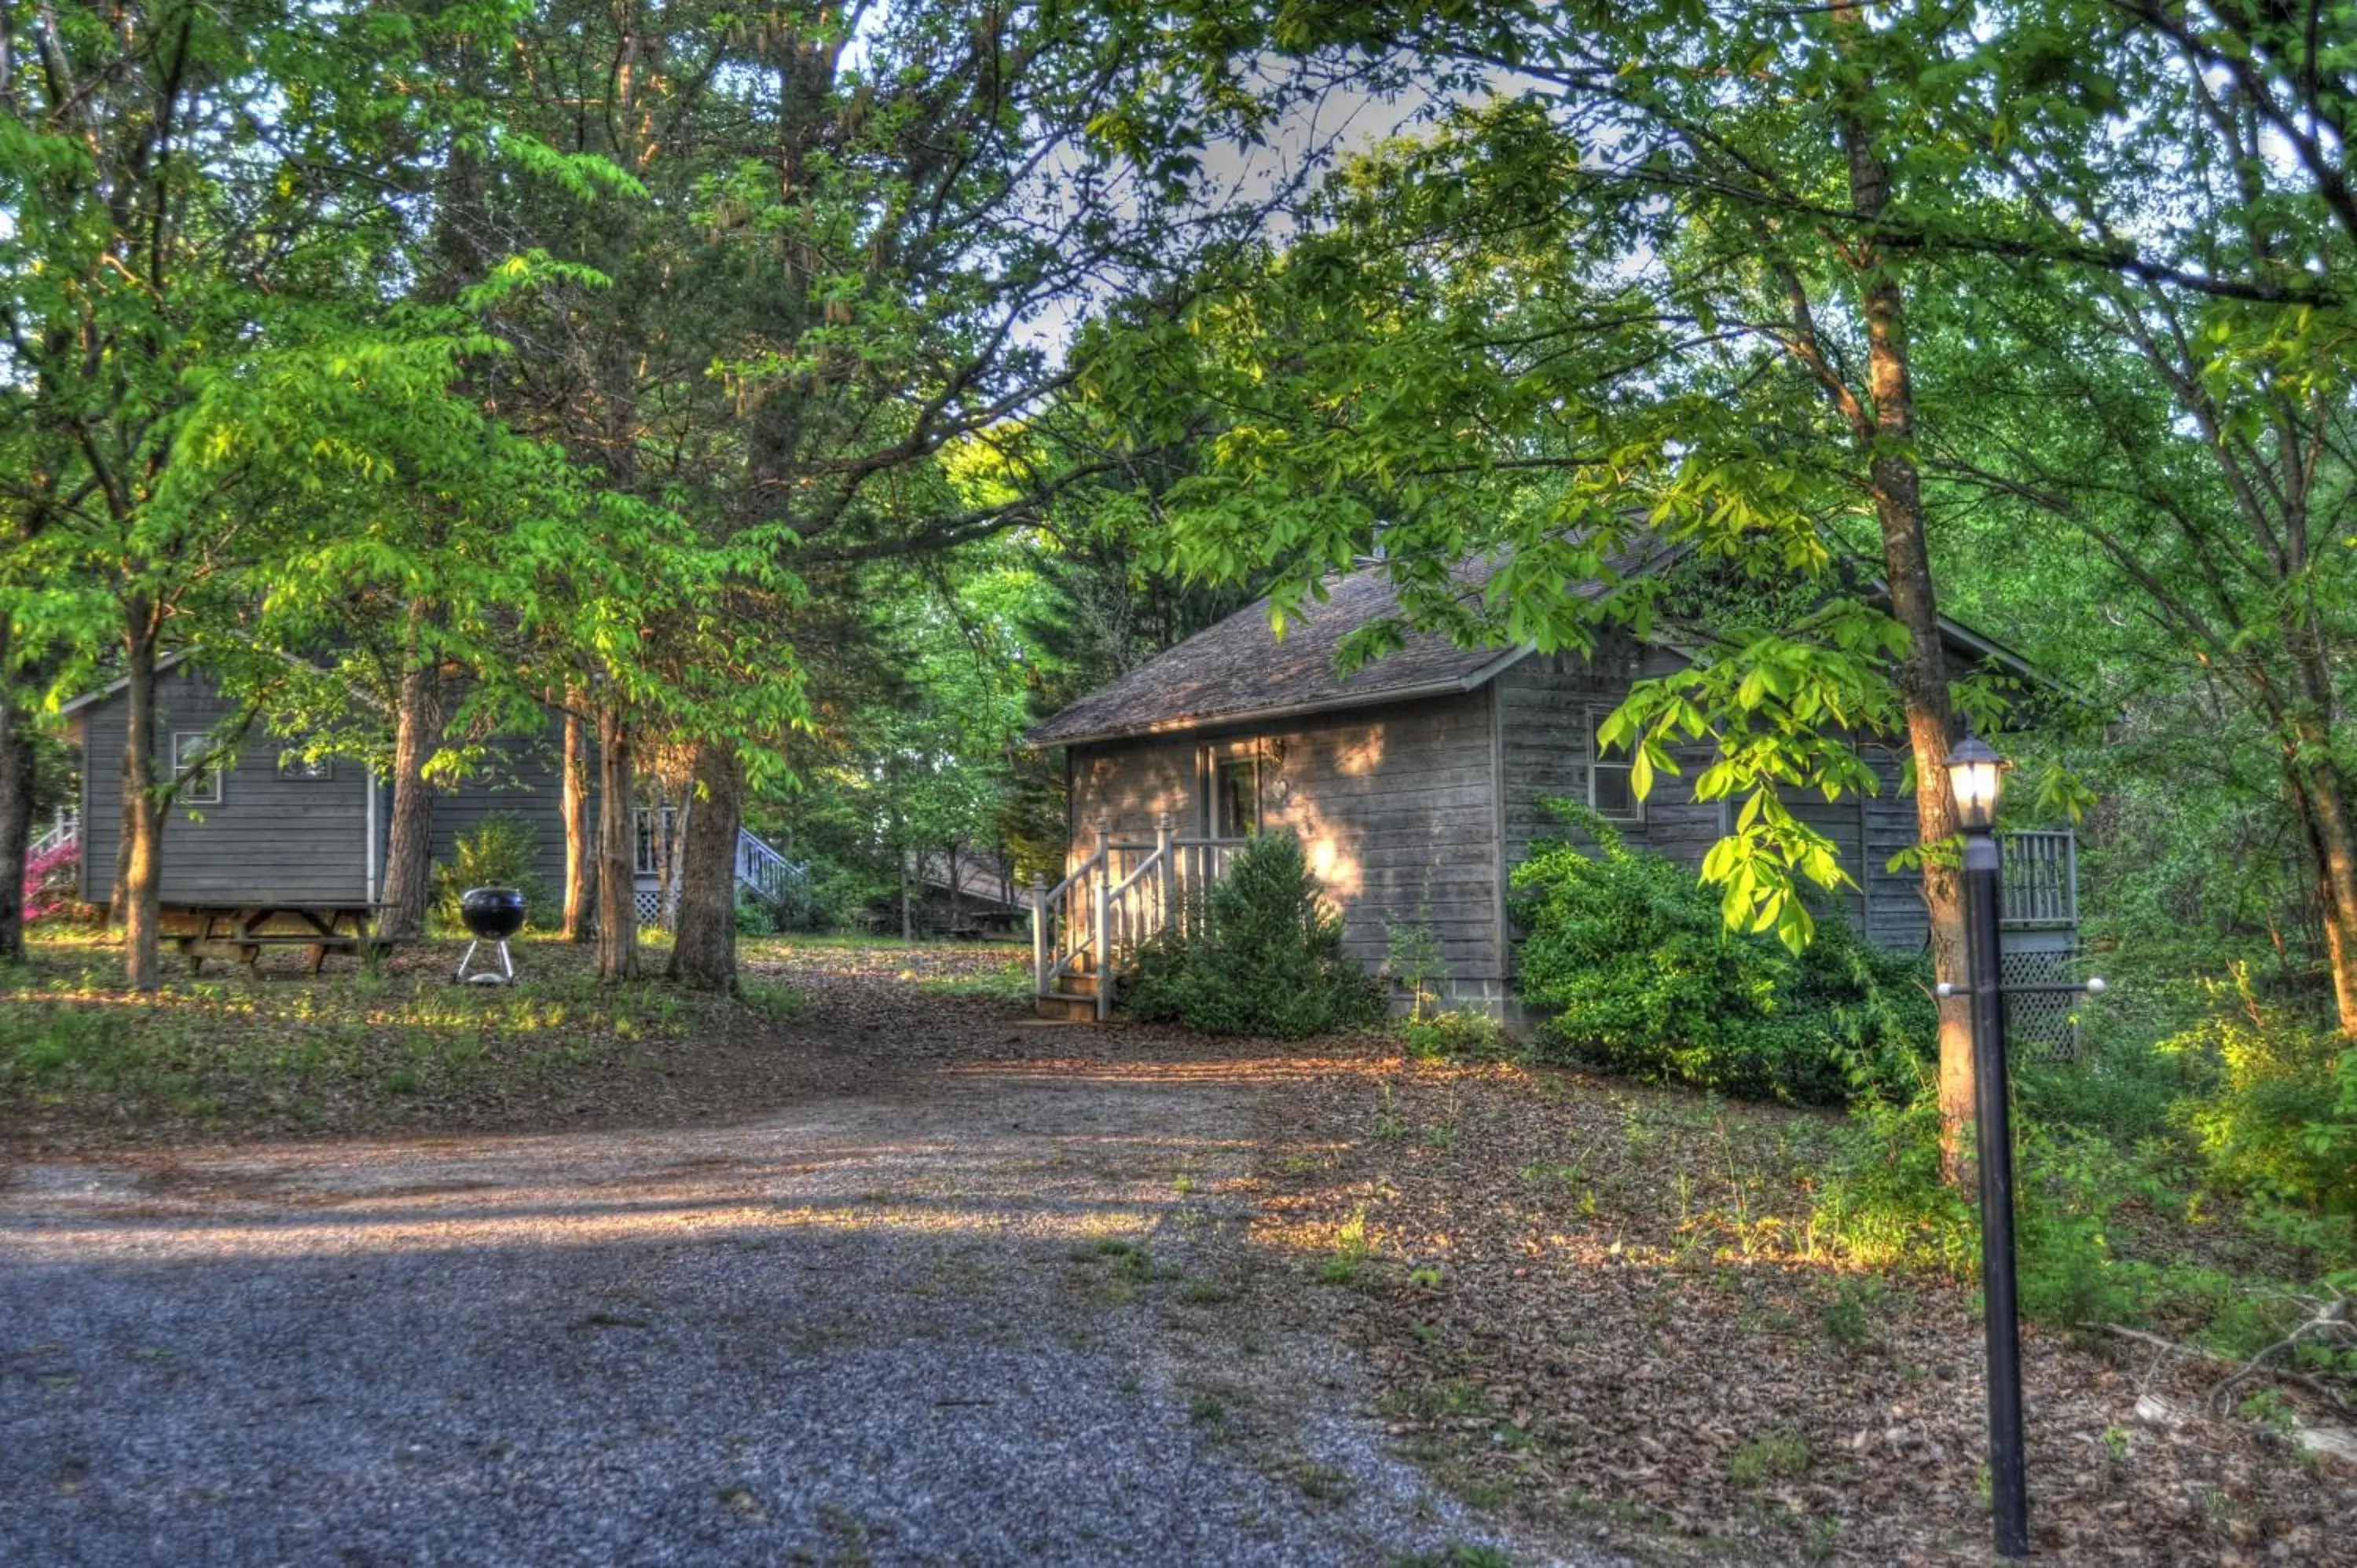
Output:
top-left (24, 841), bottom-right (78, 922)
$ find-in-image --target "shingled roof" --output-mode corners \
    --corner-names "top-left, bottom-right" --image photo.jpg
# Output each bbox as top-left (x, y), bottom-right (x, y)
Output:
top-left (1025, 564), bottom-right (1537, 747)
top-left (1026, 548), bottom-right (2055, 749)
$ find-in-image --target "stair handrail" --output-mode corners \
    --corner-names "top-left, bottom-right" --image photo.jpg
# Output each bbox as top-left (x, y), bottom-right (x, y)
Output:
top-left (30, 808), bottom-right (79, 861)
top-left (734, 826), bottom-right (804, 903)
top-left (1036, 843), bottom-right (1108, 997)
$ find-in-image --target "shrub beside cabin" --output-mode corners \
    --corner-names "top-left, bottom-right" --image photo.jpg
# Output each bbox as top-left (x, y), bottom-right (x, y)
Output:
top-left (1026, 565), bottom-right (2080, 1030)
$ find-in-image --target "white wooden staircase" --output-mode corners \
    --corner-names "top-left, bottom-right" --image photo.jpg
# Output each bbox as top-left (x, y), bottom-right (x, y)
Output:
top-left (1031, 816), bottom-right (1246, 1021)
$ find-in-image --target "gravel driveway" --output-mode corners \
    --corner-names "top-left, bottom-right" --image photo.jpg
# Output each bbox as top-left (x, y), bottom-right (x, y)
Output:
top-left (0, 1043), bottom-right (1516, 1566)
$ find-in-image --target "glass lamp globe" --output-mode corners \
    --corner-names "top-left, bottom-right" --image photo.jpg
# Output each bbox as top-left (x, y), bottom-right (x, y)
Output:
top-left (1945, 732), bottom-right (2007, 833)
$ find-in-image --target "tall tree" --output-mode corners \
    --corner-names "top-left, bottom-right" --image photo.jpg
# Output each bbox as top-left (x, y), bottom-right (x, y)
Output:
top-left (442, 0), bottom-right (1270, 989)
top-left (1112, 2), bottom-right (2014, 1171)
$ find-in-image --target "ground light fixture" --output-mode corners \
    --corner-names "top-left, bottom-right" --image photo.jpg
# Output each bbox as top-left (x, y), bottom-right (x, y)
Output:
top-left (1934, 730), bottom-right (2105, 1559)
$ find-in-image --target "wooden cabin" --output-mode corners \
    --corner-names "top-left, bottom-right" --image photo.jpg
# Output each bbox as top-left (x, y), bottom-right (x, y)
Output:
top-left (1025, 565), bottom-right (2079, 1027)
top-left (59, 660), bottom-right (801, 953)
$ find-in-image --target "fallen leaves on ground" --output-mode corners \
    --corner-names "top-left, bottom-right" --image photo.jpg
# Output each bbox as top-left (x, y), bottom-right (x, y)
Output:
top-left (1243, 1057), bottom-right (2357, 1566)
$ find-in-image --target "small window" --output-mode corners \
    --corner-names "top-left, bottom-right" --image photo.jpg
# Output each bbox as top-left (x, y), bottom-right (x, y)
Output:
top-left (277, 751), bottom-right (333, 780)
top-left (173, 732), bottom-right (225, 805)
top-left (1210, 749), bottom-right (1261, 839)
top-left (1590, 711), bottom-right (1642, 821)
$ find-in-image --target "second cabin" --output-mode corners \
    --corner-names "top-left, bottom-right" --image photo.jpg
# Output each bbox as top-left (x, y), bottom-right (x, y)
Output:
top-left (1025, 562), bottom-right (2078, 1028)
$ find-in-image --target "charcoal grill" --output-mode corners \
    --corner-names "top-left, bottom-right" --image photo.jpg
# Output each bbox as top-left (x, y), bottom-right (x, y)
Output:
top-left (454, 887), bottom-right (526, 984)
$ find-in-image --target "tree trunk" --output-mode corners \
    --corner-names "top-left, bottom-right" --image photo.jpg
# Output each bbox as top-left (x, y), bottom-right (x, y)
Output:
top-left (668, 742), bottom-right (742, 991)
top-left (109, 789), bottom-right (132, 927)
top-left (0, 649), bottom-right (34, 965)
top-left (595, 705), bottom-right (640, 981)
top-left (648, 777), bottom-right (672, 933)
top-left (120, 601), bottom-right (164, 992)
top-left (2292, 756), bottom-right (2357, 1033)
top-left (947, 841), bottom-right (962, 933)
top-left (900, 844), bottom-right (914, 941)
top-left (561, 705), bottom-right (592, 941)
top-left (1835, 14), bottom-right (1971, 1181)
top-left (665, 787), bottom-right (691, 929)
top-left (377, 607), bottom-right (448, 941)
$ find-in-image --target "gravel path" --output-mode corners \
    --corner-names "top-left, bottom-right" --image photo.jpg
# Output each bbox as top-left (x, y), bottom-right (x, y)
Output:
top-left (0, 1047), bottom-right (1516, 1566)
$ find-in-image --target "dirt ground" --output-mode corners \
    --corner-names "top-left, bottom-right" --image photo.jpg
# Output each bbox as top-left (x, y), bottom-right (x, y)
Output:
top-left (4, 942), bottom-right (2348, 1565)
top-left (1, 943), bottom-right (1537, 1567)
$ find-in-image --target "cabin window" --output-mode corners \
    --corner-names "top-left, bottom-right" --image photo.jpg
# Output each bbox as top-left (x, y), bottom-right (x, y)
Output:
top-left (1589, 709), bottom-right (1643, 821)
top-left (172, 732), bottom-right (225, 804)
top-left (1207, 747), bottom-right (1261, 838)
top-left (277, 751), bottom-right (332, 780)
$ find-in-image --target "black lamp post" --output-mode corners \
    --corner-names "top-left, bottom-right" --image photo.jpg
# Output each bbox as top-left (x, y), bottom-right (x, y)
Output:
top-left (1944, 731), bottom-right (2029, 1559)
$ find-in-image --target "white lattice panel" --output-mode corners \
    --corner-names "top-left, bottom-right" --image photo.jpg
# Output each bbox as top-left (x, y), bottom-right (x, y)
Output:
top-left (2002, 946), bottom-right (2080, 1062)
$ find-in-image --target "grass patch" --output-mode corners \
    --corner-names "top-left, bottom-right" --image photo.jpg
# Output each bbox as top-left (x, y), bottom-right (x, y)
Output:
top-left (913, 962), bottom-right (1034, 1007)
top-left (1728, 1432), bottom-right (1810, 1486)
top-left (0, 933), bottom-right (805, 1140)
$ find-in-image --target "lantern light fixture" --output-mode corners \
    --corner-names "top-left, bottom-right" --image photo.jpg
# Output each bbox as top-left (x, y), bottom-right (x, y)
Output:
top-left (1946, 731), bottom-right (2009, 834)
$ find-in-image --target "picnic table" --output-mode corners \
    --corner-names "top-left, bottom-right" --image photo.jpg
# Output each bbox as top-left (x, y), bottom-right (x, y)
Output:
top-left (162, 905), bottom-right (400, 976)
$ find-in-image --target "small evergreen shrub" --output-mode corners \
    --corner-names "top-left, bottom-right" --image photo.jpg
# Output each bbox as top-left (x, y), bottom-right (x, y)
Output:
top-left (1125, 831), bottom-right (1384, 1039)
top-left (432, 815), bottom-right (552, 930)
top-left (1509, 800), bottom-right (1932, 1105)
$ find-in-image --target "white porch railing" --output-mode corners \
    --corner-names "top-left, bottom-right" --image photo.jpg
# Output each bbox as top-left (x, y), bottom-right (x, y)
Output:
top-left (30, 808), bottom-right (79, 861)
top-left (631, 807), bottom-right (804, 911)
top-left (1032, 816), bottom-right (1247, 1020)
top-left (735, 829), bottom-right (803, 905)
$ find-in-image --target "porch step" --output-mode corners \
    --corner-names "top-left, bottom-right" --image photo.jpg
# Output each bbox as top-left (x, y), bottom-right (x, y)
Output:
top-left (1034, 992), bottom-right (1099, 1023)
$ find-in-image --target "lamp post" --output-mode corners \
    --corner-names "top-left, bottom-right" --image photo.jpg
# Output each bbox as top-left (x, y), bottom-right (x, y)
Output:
top-left (1945, 731), bottom-right (2029, 1559)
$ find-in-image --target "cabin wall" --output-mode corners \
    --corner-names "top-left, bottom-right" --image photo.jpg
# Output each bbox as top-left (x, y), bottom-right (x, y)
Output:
top-left (1492, 639), bottom-right (1728, 881)
top-left (423, 730), bottom-right (574, 905)
top-left (77, 666), bottom-right (581, 914)
top-left (79, 664), bottom-right (370, 905)
top-left (1860, 744), bottom-right (1930, 952)
top-left (1068, 691), bottom-right (1506, 1002)
top-left (1494, 647), bottom-right (1930, 957)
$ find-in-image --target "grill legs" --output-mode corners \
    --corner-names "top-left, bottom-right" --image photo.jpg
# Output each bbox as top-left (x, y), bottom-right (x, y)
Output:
top-left (454, 939), bottom-right (515, 985)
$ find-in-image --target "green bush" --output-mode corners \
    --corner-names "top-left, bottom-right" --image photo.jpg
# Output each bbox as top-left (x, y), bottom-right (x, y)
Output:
top-left (1811, 1087), bottom-right (1978, 1275)
top-left (1125, 831), bottom-right (1384, 1039)
top-left (734, 889), bottom-right (779, 936)
top-left (432, 815), bottom-right (552, 931)
top-left (1509, 800), bottom-right (1933, 1105)
top-left (1404, 1009), bottom-right (1512, 1062)
top-left (2159, 967), bottom-right (2357, 1221)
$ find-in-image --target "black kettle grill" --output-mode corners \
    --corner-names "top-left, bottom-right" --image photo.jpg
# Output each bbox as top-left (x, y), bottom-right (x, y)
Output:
top-left (454, 887), bottom-right (526, 985)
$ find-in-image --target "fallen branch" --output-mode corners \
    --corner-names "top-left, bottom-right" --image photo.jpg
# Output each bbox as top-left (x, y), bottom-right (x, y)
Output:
top-left (2080, 1305), bottom-right (2355, 1419)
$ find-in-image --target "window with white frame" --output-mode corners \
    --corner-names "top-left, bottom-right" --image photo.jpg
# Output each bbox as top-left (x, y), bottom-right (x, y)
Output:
top-left (172, 732), bottom-right (225, 805)
top-left (1589, 709), bottom-right (1643, 821)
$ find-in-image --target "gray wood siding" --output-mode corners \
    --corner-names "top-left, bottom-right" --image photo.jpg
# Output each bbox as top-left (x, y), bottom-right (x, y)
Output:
top-left (1492, 647), bottom-right (1929, 955)
top-left (427, 728), bottom-right (574, 899)
top-left (1069, 691), bottom-right (1505, 983)
top-left (76, 667), bottom-right (580, 910)
top-left (79, 665), bottom-right (370, 904)
top-left (1494, 642), bottom-right (1725, 880)
top-left (1861, 744), bottom-right (1930, 953)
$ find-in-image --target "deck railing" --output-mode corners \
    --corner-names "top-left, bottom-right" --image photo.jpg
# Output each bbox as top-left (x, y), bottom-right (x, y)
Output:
top-left (631, 806), bottom-right (802, 908)
top-left (29, 808), bottom-right (78, 861)
top-left (2000, 830), bottom-right (2077, 929)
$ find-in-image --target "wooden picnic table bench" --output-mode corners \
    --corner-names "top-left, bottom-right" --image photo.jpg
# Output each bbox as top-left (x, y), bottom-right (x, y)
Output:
top-left (162, 904), bottom-right (408, 976)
